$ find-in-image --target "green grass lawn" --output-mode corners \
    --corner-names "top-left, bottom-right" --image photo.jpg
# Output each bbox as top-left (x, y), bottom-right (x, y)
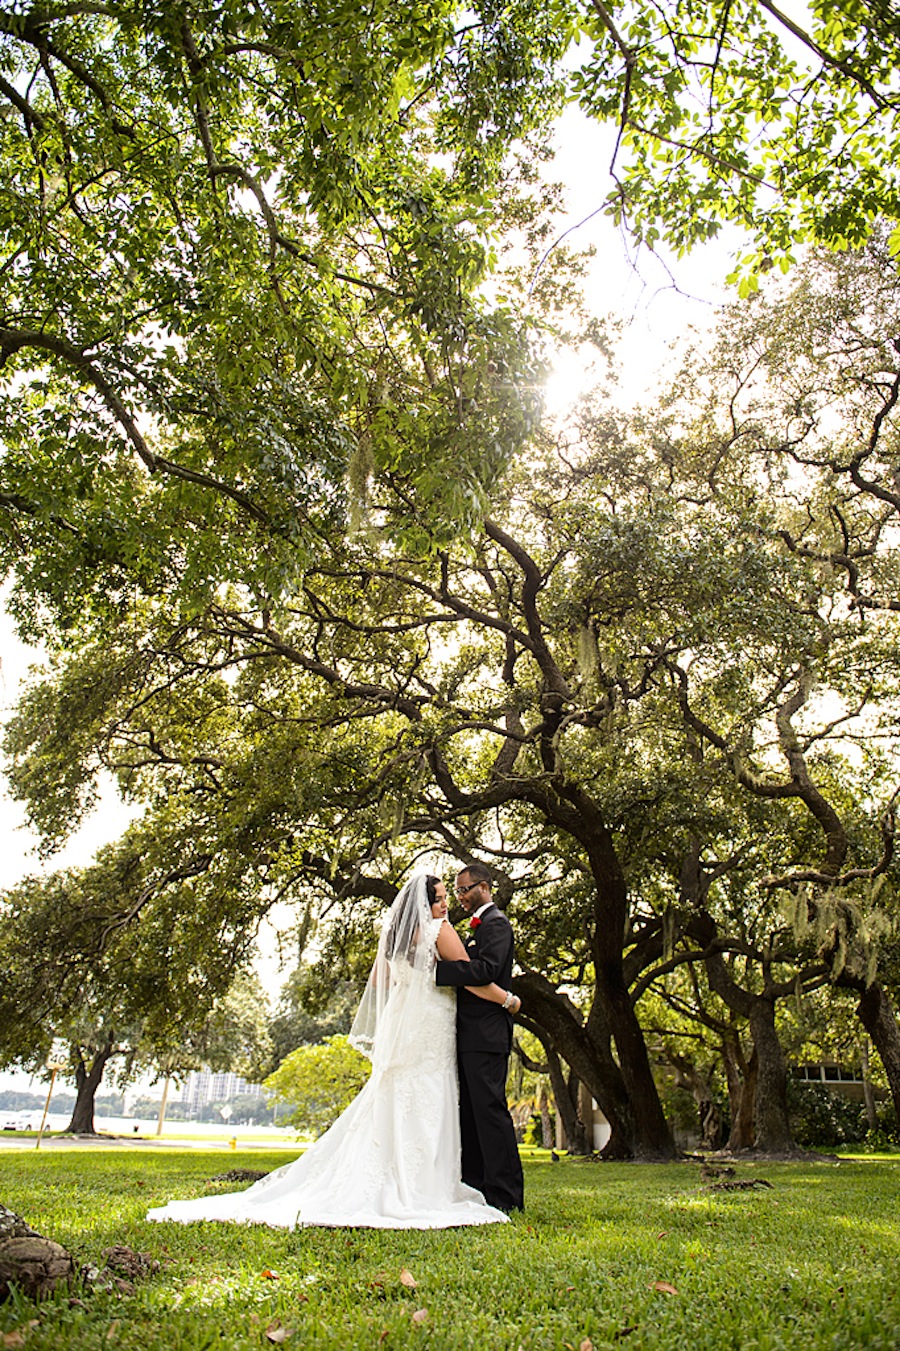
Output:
top-left (1, 1147), bottom-right (898, 1350)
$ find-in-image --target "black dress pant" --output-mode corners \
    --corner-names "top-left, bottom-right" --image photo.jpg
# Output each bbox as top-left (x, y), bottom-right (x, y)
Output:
top-left (458, 1049), bottom-right (524, 1212)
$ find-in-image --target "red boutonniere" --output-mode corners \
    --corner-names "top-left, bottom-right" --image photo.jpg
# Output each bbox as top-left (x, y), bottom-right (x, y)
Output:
top-left (469, 916), bottom-right (482, 929)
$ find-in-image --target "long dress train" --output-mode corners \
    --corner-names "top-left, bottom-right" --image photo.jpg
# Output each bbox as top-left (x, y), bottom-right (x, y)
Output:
top-left (147, 917), bottom-right (508, 1229)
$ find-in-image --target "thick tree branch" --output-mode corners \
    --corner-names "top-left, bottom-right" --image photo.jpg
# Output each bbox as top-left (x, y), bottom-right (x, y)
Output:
top-left (669, 661), bottom-right (848, 876)
top-left (756, 0), bottom-right (895, 112)
top-left (0, 72), bottom-right (46, 129)
top-left (0, 327), bottom-right (156, 469)
top-left (0, 327), bottom-right (279, 525)
top-left (484, 518), bottom-right (571, 702)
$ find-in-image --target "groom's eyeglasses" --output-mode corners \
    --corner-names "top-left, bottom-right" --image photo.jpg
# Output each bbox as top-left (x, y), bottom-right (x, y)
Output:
top-left (455, 882), bottom-right (481, 895)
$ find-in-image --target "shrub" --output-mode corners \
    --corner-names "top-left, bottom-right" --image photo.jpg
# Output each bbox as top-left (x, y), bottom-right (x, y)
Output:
top-left (787, 1080), bottom-right (867, 1148)
top-left (263, 1035), bottom-right (370, 1138)
top-left (862, 1100), bottom-right (900, 1150)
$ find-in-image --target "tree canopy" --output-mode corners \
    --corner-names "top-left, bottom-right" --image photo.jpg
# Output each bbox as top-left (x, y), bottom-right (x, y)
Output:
top-left (568, 0), bottom-right (900, 284)
top-left (5, 239), bottom-right (900, 1155)
top-left (0, 0), bottom-right (565, 651)
top-left (3, 0), bottom-right (900, 1159)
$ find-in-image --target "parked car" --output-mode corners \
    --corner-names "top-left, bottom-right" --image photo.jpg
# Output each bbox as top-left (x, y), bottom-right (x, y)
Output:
top-left (1, 1111), bottom-right (38, 1131)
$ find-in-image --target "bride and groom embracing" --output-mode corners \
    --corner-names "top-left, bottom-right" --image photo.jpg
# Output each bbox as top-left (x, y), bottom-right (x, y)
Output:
top-left (149, 863), bottom-right (525, 1229)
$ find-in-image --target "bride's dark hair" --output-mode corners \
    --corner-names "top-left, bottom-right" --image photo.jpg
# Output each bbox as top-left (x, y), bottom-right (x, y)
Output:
top-left (384, 874), bottom-right (443, 962)
top-left (424, 874), bottom-right (441, 908)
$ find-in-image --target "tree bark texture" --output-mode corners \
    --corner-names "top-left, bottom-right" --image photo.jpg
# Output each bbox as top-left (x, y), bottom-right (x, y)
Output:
top-left (517, 973), bottom-right (636, 1156)
top-left (704, 938), bottom-right (796, 1152)
top-left (669, 1054), bottom-right (723, 1150)
top-left (574, 799), bottom-right (675, 1158)
top-left (747, 999), bottom-right (794, 1152)
top-left (544, 1043), bottom-right (590, 1155)
top-left (722, 1038), bottom-right (758, 1152)
top-left (539, 1085), bottom-right (554, 1149)
top-left (853, 981), bottom-right (900, 1126)
top-left (65, 1042), bottom-right (114, 1134)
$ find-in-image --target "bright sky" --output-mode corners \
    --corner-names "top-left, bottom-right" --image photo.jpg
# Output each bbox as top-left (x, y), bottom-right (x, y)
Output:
top-left (540, 103), bottom-right (737, 399)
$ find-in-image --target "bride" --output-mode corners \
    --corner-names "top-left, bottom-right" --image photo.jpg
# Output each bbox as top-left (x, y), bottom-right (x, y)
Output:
top-left (148, 872), bottom-right (521, 1229)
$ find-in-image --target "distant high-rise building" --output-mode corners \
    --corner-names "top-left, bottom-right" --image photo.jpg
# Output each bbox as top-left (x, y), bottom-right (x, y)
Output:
top-left (177, 1069), bottom-right (263, 1106)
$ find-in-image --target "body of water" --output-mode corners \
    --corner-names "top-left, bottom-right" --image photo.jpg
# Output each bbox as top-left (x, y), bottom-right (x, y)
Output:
top-left (2, 1111), bottom-right (299, 1142)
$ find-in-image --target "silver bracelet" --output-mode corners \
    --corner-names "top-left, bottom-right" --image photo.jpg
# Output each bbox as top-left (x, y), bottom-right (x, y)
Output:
top-left (502, 991), bottom-right (515, 1010)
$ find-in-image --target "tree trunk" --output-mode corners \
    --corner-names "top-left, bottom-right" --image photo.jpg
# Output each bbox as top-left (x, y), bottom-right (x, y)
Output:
top-left (704, 933), bottom-right (796, 1153)
top-left (669, 1054), bottom-right (722, 1150)
top-left (748, 998), bottom-right (794, 1152)
top-left (539, 1085), bottom-right (553, 1149)
top-left (65, 1041), bottom-right (115, 1134)
top-left (588, 840), bottom-right (676, 1159)
top-left (860, 1040), bottom-right (878, 1132)
top-left (722, 1038), bottom-right (757, 1152)
top-left (517, 973), bottom-right (636, 1156)
top-left (156, 1078), bottom-right (171, 1137)
top-left (530, 785), bottom-right (675, 1158)
top-left (600, 981), bottom-right (674, 1156)
top-left (544, 1044), bottom-right (590, 1155)
top-left (699, 1098), bottom-right (722, 1149)
top-left (852, 980), bottom-right (900, 1127)
top-left (577, 1080), bottom-right (598, 1154)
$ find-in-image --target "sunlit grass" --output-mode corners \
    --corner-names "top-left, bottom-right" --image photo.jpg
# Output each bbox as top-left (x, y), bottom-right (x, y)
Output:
top-left (1, 1148), bottom-right (898, 1349)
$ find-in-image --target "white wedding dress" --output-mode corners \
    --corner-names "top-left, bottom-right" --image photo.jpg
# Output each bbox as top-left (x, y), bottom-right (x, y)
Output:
top-left (148, 916), bottom-right (508, 1229)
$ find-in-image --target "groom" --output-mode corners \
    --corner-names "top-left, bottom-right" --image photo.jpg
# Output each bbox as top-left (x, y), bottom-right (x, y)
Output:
top-left (435, 862), bottom-right (525, 1213)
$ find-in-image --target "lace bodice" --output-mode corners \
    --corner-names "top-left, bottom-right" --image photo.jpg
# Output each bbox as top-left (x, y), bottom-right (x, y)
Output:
top-left (380, 917), bottom-right (455, 1073)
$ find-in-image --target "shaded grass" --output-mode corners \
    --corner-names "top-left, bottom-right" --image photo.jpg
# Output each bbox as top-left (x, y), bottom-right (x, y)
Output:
top-left (1, 1147), bottom-right (898, 1349)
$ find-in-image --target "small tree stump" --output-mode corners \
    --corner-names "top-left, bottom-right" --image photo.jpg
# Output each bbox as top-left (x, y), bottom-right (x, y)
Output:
top-left (207, 1169), bottom-right (270, 1184)
top-left (81, 1244), bottom-right (161, 1296)
top-left (0, 1207), bottom-right (41, 1242)
top-left (0, 1237), bottom-right (74, 1302)
top-left (102, 1245), bottom-right (159, 1282)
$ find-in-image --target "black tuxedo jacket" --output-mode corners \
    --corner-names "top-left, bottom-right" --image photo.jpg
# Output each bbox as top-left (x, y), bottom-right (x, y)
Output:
top-left (434, 903), bottom-right (514, 1055)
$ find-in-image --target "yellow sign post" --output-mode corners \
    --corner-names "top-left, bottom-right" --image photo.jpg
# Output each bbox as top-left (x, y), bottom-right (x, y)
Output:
top-left (35, 1052), bottom-right (68, 1150)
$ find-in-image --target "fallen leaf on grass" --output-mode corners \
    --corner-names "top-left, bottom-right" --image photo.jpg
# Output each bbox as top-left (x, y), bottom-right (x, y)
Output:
top-left (378, 1330), bottom-right (389, 1344)
top-left (411, 1309), bottom-right (428, 1325)
top-left (580, 1339), bottom-right (594, 1350)
top-left (613, 1325), bottom-right (639, 1341)
top-left (259, 1268), bottom-right (280, 1281)
top-left (399, 1268), bottom-right (417, 1289)
top-left (264, 1320), bottom-right (294, 1344)
top-left (106, 1321), bottom-right (121, 1342)
top-left (2, 1329), bottom-right (37, 1350)
top-left (656, 1232), bottom-right (668, 1240)
top-left (649, 1281), bottom-right (679, 1296)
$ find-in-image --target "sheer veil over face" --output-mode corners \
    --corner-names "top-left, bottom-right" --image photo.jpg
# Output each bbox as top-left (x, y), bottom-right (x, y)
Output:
top-left (348, 872), bottom-right (439, 1062)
